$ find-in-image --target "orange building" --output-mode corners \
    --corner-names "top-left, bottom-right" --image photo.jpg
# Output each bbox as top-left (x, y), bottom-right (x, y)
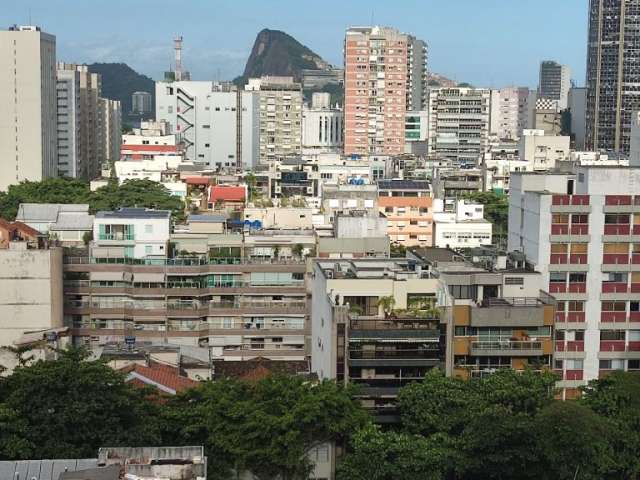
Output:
top-left (378, 179), bottom-right (433, 247)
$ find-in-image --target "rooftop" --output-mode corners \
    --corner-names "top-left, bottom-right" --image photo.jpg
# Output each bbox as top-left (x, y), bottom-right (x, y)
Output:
top-left (188, 214), bottom-right (228, 223)
top-left (120, 362), bottom-right (198, 395)
top-left (16, 203), bottom-right (90, 223)
top-left (378, 179), bottom-right (430, 191)
top-left (95, 208), bottom-right (171, 219)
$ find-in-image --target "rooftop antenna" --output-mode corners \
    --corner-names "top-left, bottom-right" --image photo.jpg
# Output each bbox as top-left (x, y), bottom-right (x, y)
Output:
top-left (174, 35), bottom-right (183, 81)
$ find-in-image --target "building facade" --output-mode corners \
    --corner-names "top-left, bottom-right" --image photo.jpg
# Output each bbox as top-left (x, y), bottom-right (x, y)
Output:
top-left (156, 81), bottom-right (260, 169)
top-left (302, 92), bottom-right (343, 152)
top-left (344, 26), bottom-right (426, 156)
top-left (132, 91), bottom-right (153, 115)
top-left (427, 87), bottom-right (491, 166)
top-left (489, 87), bottom-right (530, 140)
top-left (247, 76), bottom-right (303, 164)
top-left (0, 25), bottom-right (57, 191)
top-left (538, 60), bottom-right (571, 110)
top-left (586, 0), bottom-right (640, 153)
top-left (509, 166), bottom-right (640, 397)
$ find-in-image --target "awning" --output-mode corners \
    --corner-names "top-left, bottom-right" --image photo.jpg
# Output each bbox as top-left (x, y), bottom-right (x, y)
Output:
top-left (90, 271), bottom-right (126, 281)
top-left (133, 272), bottom-right (166, 283)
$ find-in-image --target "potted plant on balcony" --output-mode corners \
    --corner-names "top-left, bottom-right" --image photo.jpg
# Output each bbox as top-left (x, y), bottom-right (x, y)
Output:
top-left (377, 296), bottom-right (396, 318)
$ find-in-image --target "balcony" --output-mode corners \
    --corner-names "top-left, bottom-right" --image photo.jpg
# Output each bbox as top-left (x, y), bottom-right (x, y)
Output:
top-left (569, 254), bottom-right (588, 264)
top-left (601, 311), bottom-right (627, 322)
top-left (549, 282), bottom-right (566, 293)
top-left (348, 348), bottom-right (441, 367)
top-left (600, 341), bottom-right (626, 352)
top-left (98, 233), bottom-right (135, 241)
top-left (604, 224), bottom-right (630, 236)
top-left (551, 195), bottom-right (590, 213)
top-left (555, 341), bottom-right (584, 352)
top-left (551, 224), bottom-right (569, 235)
top-left (568, 283), bottom-right (587, 293)
top-left (601, 282), bottom-right (628, 294)
top-left (469, 296), bottom-right (553, 328)
top-left (564, 370), bottom-right (584, 381)
top-left (571, 224), bottom-right (589, 235)
top-left (603, 254), bottom-right (629, 264)
top-left (349, 317), bottom-right (440, 341)
top-left (469, 340), bottom-right (544, 356)
top-left (566, 312), bottom-right (586, 322)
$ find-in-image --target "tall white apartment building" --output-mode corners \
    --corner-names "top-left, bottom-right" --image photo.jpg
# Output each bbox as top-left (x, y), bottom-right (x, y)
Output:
top-left (538, 60), bottom-right (571, 110)
top-left (99, 98), bottom-right (122, 166)
top-left (427, 87), bottom-right (491, 166)
top-left (0, 25), bottom-right (57, 191)
top-left (302, 92), bottom-right (343, 152)
top-left (489, 87), bottom-right (530, 140)
top-left (518, 129), bottom-right (571, 171)
top-left (156, 81), bottom-right (260, 169)
top-left (509, 165), bottom-right (640, 398)
top-left (246, 76), bottom-right (303, 164)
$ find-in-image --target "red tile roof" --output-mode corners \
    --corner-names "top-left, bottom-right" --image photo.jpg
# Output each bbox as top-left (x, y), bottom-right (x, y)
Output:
top-left (120, 362), bottom-right (198, 394)
top-left (184, 176), bottom-right (212, 185)
top-left (209, 185), bottom-right (246, 203)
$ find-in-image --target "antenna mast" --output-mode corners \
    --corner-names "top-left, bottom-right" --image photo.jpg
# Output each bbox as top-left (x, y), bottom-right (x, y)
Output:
top-left (174, 35), bottom-right (183, 81)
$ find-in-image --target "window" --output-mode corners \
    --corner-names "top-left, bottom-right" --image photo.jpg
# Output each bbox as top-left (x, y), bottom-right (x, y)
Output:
top-left (600, 330), bottom-right (625, 341)
top-left (629, 359), bottom-right (640, 370)
top-left (572, 214), bottom-right (588, 224)
top-left (569, 273), bottom-right (586, 283)
top-left (552, 214), bottom-right (569, 224)
top-left (144, 224), bottom-right (153, 234)
top-left (202, 125), bottom-right (211, 129)
top-left (504, 277), bottom-right (524, 285)
top-left (568, 301), bottom-right (584, 312)
top-left (145, 245), bottom-right (152, 255)
top-left (551, 244), bottom-right (568, 253)
top-left (550, 272), bottom-right (567, 282)
top-left (554, 359), bottom-right (563, 369)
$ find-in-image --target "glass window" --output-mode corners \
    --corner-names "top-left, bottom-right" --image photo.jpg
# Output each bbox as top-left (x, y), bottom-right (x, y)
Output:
top-left (601, 330), bottom-right (625, 341)
top-left (570, 244), bottom-right (588, 253)
top-left (144, 224), bottom-right (153, 234)
top-left (145, 245), bottom-right (152, 255)
top-left (551, 244), bottom-right (568, 253)
top-left (569, 273), bottom-right (587, 283)
top-left (552, 214), bottom-right (569, 224)
top-left (550, 272), bottom-right (567, 282)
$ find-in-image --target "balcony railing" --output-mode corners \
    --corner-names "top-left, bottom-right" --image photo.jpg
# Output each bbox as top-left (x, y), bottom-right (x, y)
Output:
top-left (603, 254), bottom-right (629, 264)
top-left (63, 256), bottom-right (306, 266)
top-left (470, 340), bottom-right (543, 352)
top-left (98, 233), bottom-right (135, 241)
top-left (604, 224), bottom-right (630, 235)
top-left (601, 282), bottom-right (628, 294)
top-left (349, 349), bottom-right (440, 360)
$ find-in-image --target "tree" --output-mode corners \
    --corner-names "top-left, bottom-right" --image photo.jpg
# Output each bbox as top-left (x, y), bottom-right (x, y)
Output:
top-left (244, 171), bottom-right (257, 201)
top-left (337, 425), bottom-right (452, 480)
top-left (164, 375), bottom-right (369, 480)
top-left (377, 296), bottom-right (396, 316)
top-left (292, 243), bottom-right (305, 259)
top-left (0, 404), bottom-right (33, 460)
top-left (272, 246), bottom-right (280, 260)
top-left (0, 347), bottom-right (162, 459)
top-left (462, 191), bottom-right (508, 246)
top-left (534, 401), bottom-right (615, 480)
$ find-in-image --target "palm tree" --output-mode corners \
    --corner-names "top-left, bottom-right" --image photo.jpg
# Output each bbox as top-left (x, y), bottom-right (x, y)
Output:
top-left (292, 243), bottom-right (304, 259)
top-left (377, 296), bottom-right (396, 317)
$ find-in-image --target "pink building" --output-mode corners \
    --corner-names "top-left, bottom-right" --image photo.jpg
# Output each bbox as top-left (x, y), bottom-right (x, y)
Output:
top-left (344, 27), bottom-right (421, 157)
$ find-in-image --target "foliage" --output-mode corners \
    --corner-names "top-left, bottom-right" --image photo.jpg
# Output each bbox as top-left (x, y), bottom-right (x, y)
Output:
top-left (462, 191), bottom-right (508, 244)
top-left (337, 425), bottom-right (452, 480)
top-left (390, 242), bottom-right (406, 258)
top-left (0, 347), bottom-right (161, 459)
top-left (377, 296), bottom-right (396, 315)
top-left (292, 243), bottom-right (305, 259)
top-left (0, 178), bottom-right (184, 222)
top-left (164, 375), bottom-right (369, 480)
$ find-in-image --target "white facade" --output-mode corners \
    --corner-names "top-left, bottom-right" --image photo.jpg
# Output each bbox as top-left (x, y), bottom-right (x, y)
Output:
top-left (302, 105), bottom-right (343, 152)
top-left (432, 199), bottom-right (492, 248)
top-left (404, 110), bottom-right (428, 155)
top-left (93, 208), bottom-right (171, 259)
top-left (509, 166), bottom-right (640, 393)
top-left (427, 87), bottom-right (491, 166)
top-left (0, 25), bottom-right (57, 191)
top-left (489, 87), bottom-right (530, 140)
top-left (156, 81), bottom-right (260, 169)
top-left (518, 129), bottom-right (570, 171)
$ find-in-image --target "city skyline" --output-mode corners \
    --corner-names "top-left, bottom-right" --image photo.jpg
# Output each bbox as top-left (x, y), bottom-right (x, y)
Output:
top-left (2, 0), bottom-right (587, 87)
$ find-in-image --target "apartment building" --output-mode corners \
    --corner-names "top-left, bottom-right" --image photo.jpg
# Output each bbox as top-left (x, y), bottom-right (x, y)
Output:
top-left (432, 199), bottom-right (492, 249)
top-left (132, 91), bottom-right (152, 115)
top-left (156, 81), bottom-right (260, 169)
top-left (411, 249), bottom-right (555, 381)
top-left (586, 0), bottom-right (640, 153)
top-left (404, 110), bottom-right (428, 155)
top-left (377, 179), bottom-right (433, 247)
top-left (302, 92), bottom-right (343, 153)
top-left (432, 167), bottom-right (484, 198)
top-left (518, 129), bottom-right (571, 171)
top-left (99, 97), bottom-right (122, 165)
top-left (344, 26), bottom-right (427, 156)
top-left (428, 88), bottom-right (491, 166)
top-left (509, 165), bottom-right (640, 397)
top-left (489, 87), bottom-right (530, 140)
top-left (0, 25), bottom-right (57, 191)
top-left (311, 258), bottom-right (449, 420)
top-left (92, 208), bottom-right (171, 259)
top-left (538, 61), bottom-right (571, 110)
top-left (247, 76), bottom-right (303, 164)
top-left (63, 250), bottom-right (308, 362)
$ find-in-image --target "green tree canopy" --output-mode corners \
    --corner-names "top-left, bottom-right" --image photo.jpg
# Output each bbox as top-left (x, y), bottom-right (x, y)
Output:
top-left (0, 178), bottom-right (184, 222)
top-left (0, 347), bottom-right (162, 459)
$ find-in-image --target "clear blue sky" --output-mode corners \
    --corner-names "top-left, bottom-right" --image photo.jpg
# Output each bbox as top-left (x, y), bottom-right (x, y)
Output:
top-left (2, 0), bottom-right (588, 88)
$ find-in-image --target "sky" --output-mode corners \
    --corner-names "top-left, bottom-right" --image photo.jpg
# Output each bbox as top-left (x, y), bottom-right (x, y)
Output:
top-left (2, 0), bottom-right (588, 88)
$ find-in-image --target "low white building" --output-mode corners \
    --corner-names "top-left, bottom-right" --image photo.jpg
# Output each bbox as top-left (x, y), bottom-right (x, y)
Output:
top-left (432, 199), bottom-right (492, 249)
top-left (302, 92), bottom-right (343, 153)
top-left (16, 203), bottom-right (93, 244)
top-left (92, 208), bottom-right (171, 259)
top-left (518, 129), bottom-right (570, 171)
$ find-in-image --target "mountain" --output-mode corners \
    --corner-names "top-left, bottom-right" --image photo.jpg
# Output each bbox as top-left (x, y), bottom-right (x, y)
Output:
top-left (87, 63), bottom-right (155, 124)
top-left (234, 29), bottom-right (330, 85)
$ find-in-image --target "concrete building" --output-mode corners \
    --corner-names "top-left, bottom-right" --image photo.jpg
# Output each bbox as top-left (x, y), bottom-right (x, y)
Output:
top-left (404, 110), bottom-right (428, 155)
top-left (302, 92), bottom-right (343, 152)
top-left (310, 258), bottom-right (449, 419)
top-left (489, 87), bottom-right (530, 140)
top-left (99, 97), bottom-right (122, 165)
top-left (344, 26), bottom-right (427, 156)
top-left (586, 0), bottom-right (640, 153)
top-left (538, 60), bottom-right (571, 110)
top-left (568, 87), bottom-right (587, 150)
top-left (16, 203), bottom-right (93, 244)
top-left (132, 90), bottom-right (152, 115)
top-left (432, 167), bottom-right (484, 199)
top-left (247, 76), bottom-right (303, 164)
top-left (508, 165), bottom-right (640, 397)
top-left (92, 208), bottom-right (171, 260)
top-left (0, 25), bottom-right (57, 191)
top-left (156, 81), bottom-right (260, 169)
top-left (518, 129), bottom-right (571, 171)
top-left (377, 179), bottom-right (433, 247)
top-left (0, 243), bottom-right (63, 356)
top-left (427, 88), bottom-right (491, 166)
top-left (432, 199), bottom-right (493, 249)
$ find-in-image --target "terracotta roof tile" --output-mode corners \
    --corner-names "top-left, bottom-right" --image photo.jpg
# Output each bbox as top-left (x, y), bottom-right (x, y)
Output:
top-left (121, 363), bottom-right (198, 394)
